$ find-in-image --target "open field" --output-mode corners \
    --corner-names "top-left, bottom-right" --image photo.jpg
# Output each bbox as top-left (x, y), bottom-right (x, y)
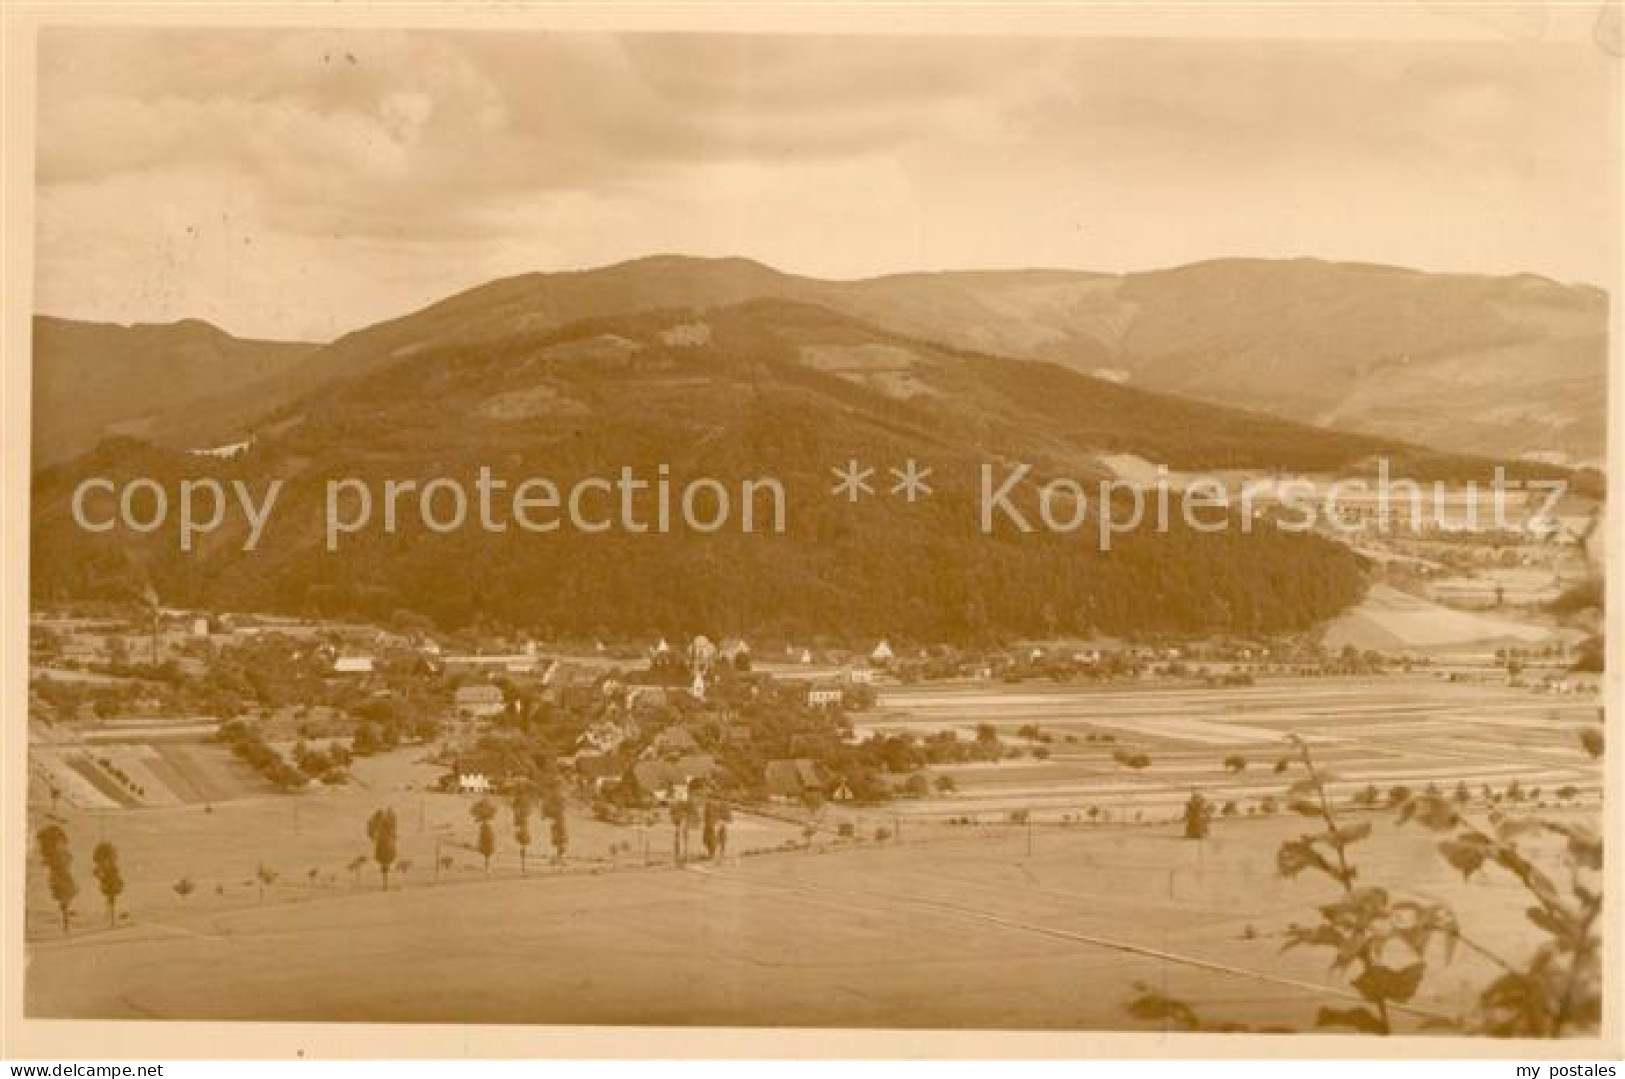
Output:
top-left (30, 739), bottom-right (261, 810)
top-left (23, 746), bottom-right (809, 940)
top-left (24, 672), bottom-right (1603, 1029)
top-left (24, 812), bottom-right (1568, 1030)
top-left (861, 675), bottom-right (1602, 820)
top-left (1320, 584), bottom-right (1568, 652)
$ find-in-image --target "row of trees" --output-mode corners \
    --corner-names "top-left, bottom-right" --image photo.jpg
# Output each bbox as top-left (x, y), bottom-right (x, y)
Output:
top-left (358, 792), bottom-right (572, 892)
top-left (34, 826), bottom-right (123, 934)
top-left (34, 789), bottom-right (576, 936)
top-left (467, 788), bottom-right (567, 877)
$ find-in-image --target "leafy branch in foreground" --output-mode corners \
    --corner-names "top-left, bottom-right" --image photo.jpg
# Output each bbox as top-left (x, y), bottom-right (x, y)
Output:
top-left (1399, 785), bottom-right (1602, 1037)
top-left (1272, 735), bottom-right (1455, 1035)
top-left (1125, 730), bottom-right (1603, 1037)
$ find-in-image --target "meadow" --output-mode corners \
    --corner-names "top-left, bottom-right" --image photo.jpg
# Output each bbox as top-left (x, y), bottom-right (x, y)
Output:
top-left (24, 810), bottom-right (1564, 1030)
top-left (24, 673), bottom-right (1602, 1030)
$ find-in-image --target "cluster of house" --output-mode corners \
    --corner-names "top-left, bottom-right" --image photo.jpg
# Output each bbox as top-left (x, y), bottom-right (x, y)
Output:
top-left (434, 637), bottom-right (900, 809)
top-left (330, 634), bottom-right (894, 680)
top-left (429, 634), bottom-right (897, 719)
top-left (453, 702), bottom-right (858, 809)
top-left (563, 704), bottom-right (855, 806)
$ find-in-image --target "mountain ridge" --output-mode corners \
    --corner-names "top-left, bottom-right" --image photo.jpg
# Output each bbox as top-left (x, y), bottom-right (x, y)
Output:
top-left (30, 315), bottom-right (319, 466)
top-left (32, 297), bottom-right (1393, 639)
top-left (32, 253), bottom-right (1609, 468)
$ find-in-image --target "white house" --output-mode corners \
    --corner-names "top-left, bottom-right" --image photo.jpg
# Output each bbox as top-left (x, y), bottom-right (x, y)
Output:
top-left (333, 654), bottom-right (375, 675)
top-left (808, 683), bottom-right (844, 708)
top-left (458, 773), bottom-right (492, 795)
top-left (870, 640), bottom-right (895, 666)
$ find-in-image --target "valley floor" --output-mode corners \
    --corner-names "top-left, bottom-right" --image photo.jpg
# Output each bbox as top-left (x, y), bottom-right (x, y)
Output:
top-left (26, 803), bottom-right (1592, 1032)
top-left (23, 673), bottom-right (1603, 1032)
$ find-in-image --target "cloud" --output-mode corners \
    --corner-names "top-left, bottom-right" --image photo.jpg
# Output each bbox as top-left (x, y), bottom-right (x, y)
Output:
top-left (33, 27), bottom-right (1619, 341)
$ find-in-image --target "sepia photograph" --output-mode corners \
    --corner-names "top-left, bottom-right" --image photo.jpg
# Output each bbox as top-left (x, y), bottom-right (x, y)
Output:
top-left (2, 1), bottom-right (1619, 1065)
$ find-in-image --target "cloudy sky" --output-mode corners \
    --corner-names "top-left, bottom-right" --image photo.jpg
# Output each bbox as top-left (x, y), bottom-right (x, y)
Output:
top-left (34, 26), bottom-right (1620, 342)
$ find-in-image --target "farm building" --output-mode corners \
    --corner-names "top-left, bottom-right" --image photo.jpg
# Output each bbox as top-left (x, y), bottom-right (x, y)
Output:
top-left (454, 684), bottom-right (506, 718)
top-left (573, 753), bottom-right (627, 794)
top-left (764, 759), bottom-right (829, 804)
top-left (542, 660), bottom-right (599, 708)
top-left (807, 683), bottom-right (844, 708)
top-left (629, 755), bottom-right (718, 804)
top-left (333, 654), bottom-right (375, 675)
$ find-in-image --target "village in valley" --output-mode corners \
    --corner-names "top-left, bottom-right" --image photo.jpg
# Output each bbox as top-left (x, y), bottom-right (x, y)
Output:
top-left (16, 21), bottom-right (1616, 1041)
top-left (22, 470), bottom-right (1607, 1030)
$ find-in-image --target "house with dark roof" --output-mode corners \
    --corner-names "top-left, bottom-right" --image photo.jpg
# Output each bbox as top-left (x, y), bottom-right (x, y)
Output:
top-left (629, 754), bottom-right (717, 804)
top-left (764, 758), bottom-right (828, 804)
top-left (573, 753), bottom-right (628, 794)
top-left (542, 661), bottom-right (598, 709)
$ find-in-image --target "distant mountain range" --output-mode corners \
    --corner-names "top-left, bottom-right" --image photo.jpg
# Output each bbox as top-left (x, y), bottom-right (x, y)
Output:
top-left (31, 316), bottom-right (317, 466)
top-left (27, 255), bottom-right (1604, 639)
top-left (33, 254), bottom-right (1608, 469)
